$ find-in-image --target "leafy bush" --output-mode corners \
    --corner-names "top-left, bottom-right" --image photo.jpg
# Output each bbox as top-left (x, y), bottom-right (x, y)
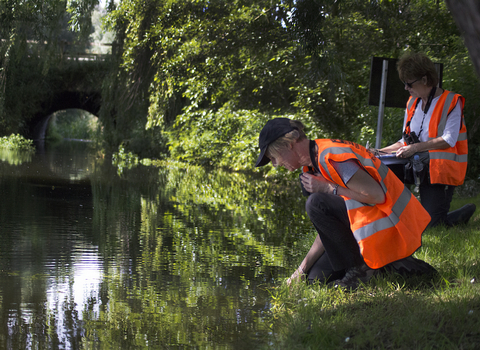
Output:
top-left (0, 134), bottom-right (35, 151)
top-left (166, 103), bottom-right (325, 171)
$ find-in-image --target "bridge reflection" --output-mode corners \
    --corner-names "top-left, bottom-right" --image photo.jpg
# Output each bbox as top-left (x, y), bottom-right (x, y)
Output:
top-left (1, 141), bottom-right (97, 183)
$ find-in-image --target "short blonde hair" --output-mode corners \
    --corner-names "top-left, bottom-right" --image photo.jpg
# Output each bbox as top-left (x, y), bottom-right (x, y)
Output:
top-left (266, 120), bottom-right (306, 160)
top-left (397, 52), bottom-right (439, 88)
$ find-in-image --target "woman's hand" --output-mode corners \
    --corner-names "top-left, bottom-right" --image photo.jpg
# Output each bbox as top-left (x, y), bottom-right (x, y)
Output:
top-left (301, 167), bottom-right (386, 204)
top-left (379, 141), bottom-right (403, 155)
top-left (286, 266), bottom-right (305, 286)
top-left (300, 172), bottom-right (336, 194)
top-left (396, 144), bottom-right (418, 158)
top-left (397, 138), bottom-right (450, 159)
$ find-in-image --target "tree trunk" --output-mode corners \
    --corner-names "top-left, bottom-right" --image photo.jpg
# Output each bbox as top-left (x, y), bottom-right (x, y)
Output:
top-left (445, 0), bottom-right (480, 77)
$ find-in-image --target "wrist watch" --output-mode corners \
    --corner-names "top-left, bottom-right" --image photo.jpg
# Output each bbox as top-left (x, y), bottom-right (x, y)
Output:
top-left (333, 184), bottom-right (339, 195)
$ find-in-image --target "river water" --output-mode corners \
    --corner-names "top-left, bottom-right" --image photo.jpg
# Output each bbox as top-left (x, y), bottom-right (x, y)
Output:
top-left (0, 140), bottom-right (312, 349)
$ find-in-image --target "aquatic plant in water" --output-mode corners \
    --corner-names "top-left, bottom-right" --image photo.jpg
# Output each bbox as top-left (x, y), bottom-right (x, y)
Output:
top-left (112, 143), bottom-right (139, 175)
top-left (0, 134), bottom-right (35, 151)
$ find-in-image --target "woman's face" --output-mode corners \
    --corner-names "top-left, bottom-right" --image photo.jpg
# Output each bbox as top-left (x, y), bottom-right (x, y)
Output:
top-left (403, 76), bottom-right (430, 99)
top-left (268, 146), bottom-right (301, 172)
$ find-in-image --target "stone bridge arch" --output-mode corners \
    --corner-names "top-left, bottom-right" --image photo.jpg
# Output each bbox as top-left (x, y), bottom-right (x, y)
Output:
top-left (30, 90), bottom-right (102, 141)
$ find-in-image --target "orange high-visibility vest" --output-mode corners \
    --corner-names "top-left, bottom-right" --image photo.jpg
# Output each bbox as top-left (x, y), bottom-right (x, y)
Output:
top-left (304, 139), bottom-right (430, 269)
top-left (405, 90), bottom-right (467, 186)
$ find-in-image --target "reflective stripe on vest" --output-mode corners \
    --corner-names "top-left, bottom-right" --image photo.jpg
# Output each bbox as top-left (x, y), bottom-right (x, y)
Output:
top-left (347, 186), bottom-right (411, 242)
top-left (317, 145), bottom-right (389, 196)
top-left (435, 92), bottom-right (455, 136)
top-left (429, 151), bottom-right (468, 163)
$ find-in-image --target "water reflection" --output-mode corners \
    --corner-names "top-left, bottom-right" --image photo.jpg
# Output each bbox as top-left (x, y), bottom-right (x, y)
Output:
top-left (0, 148), bottom-right (34, 165)
top-left (0, 141), bottom-right (311, 349)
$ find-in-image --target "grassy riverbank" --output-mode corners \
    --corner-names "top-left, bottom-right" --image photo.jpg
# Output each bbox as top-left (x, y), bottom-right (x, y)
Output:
top-left (267, 194), bottom-right (480, 349)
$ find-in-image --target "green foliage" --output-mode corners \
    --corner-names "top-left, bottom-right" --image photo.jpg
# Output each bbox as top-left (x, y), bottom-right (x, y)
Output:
top-left (166, 102), bottom-right (330, 170)
top-left (66, 0), bottom-right (99, 41)
top-left (100, 0), bottom-right (480, 172)
top-left (440, 50), bottom-right (480, 180)
top-left (0, 133), bottom-right (35, 165)
top-left (103, 0), bottom-right (309, 163)
top-left (112, 143), bottom-right (139, 175)
top-left (47, 109), bottom-right (100, 141)
top-left (167, 104), bottom-right (265, 169)
top-left (0, 133), bottom-right (35, 151)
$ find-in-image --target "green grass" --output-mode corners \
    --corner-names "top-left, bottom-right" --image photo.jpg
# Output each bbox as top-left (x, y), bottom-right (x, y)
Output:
top-left (267, 195), bottom-right (480, 349)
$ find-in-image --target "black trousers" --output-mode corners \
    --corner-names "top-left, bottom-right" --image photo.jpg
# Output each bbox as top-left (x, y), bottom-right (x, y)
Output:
top-left (392, 163), bottom-right (457, 228)
top-left (419, 182), bottom-right (455, 228)
top-left (304, 191), bottom-right (437, 284)
top-left (304, 192), bottom-right (364, 283)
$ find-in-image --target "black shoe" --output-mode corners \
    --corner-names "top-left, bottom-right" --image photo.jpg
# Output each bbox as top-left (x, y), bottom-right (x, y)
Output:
top-left (448, 203), bottom-right (476, 226)
top-left (334, 264), bottom-right (375, 290)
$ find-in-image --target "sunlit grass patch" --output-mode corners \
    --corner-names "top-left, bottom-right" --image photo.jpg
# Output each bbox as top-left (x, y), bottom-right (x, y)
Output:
top-left (269, 279), bottom-right (480, 349)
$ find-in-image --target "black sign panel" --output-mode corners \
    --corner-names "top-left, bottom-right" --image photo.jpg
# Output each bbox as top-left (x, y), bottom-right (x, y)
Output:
top-left (368, 57), bottom-right (410, 108)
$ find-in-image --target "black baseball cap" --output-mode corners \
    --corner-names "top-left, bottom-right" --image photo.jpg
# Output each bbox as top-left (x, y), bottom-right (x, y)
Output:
top-left (255, 118), bottom-right (296, 167)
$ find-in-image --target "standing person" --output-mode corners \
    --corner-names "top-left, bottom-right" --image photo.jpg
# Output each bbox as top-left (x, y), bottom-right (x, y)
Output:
top-left (255, 118), bottom-right (434, 289)
top-left (379, 52), bottom-right (476, 228)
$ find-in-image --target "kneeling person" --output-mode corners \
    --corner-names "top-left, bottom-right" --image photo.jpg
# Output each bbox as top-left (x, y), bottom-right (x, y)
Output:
top-left (255, 118), bottom-right (433, 289)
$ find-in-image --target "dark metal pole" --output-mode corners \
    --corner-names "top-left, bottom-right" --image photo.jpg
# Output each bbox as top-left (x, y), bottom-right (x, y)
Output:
top-left (375, 60), bottom-right (388, 149)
